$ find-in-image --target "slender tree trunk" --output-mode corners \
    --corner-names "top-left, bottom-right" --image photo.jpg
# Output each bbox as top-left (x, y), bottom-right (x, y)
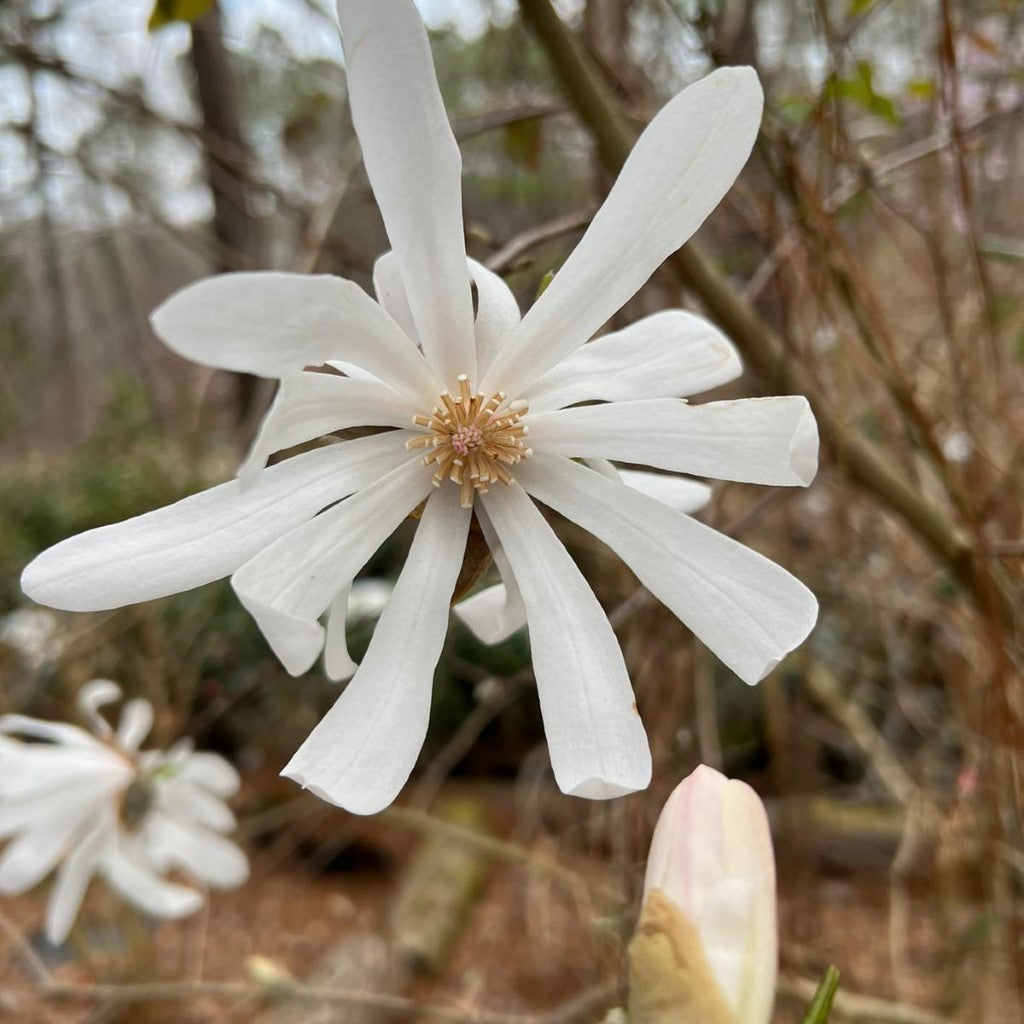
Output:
top-left (189, 1), bottom-right (262, 419)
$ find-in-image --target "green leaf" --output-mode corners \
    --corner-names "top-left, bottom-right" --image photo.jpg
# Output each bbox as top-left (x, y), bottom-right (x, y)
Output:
top-left (827, 61), bottom-right (900, 125)
top-left (504, 117), bottom-right (544, 171)
top-left (148, 0), bottom-right (215, 31)
top-left (906, 78), bottom-right (936, 99)
top-left (801, 965), bottom-right (841, 1024)
top-left (536, 270), bottom-right (555, 298)
top-left (847, 0), bottom-right (879, 14)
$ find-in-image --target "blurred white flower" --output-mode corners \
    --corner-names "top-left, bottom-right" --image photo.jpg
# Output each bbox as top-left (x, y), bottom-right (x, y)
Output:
top-left (0, 608), bottom-right (63, 673)
top-left (630, 765), bottom-right (777, 1024)
top-left (0, 681), bottom-right (248, 945)
top-left (21, 0), bottom-right (818, 814)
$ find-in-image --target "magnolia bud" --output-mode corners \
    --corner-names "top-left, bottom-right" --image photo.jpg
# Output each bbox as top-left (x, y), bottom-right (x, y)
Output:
top-left (629, 765), bottom-right (777, 1024)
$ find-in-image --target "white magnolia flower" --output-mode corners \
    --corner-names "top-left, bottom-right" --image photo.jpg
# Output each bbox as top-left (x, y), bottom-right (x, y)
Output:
top-left (0, 681), bottom-right (248, 945)
top-left (21, 0), bottom-right (818, 814)
top-left (631, 765), bottom-right (777, 1024)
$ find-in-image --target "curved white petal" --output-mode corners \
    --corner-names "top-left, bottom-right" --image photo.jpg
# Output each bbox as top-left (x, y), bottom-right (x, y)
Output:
top-left (283, 486), bottom-right (470, 814)
top-left (469, 259), bottom-right (520, 378)
top-left (0, 715), bottom-right (100, 749)
top-left (323, 586), bottom-right (358, 682)
top-left (372, 251), bottom-right (418, 343)
top-left (529, 396), bottom-right (818, 486)
top-left (525, 311), bottom-right (742, 411)
top-left (452, 505), bottom-right (526, 645)
top-left (480, 483), bottom-right (651, 799)
top-left (518, 454), bottom-right (817, 684)
top-left (159, 780), bottom-right (236, 834)
top-left (178, 752), bottom-right (240, 798)
top-left (0, 742), bottom-right (130, 802)
top-left (584, 459), bottom-right (712, 515)
top-left (239, 373), bottom-right (412, 478)
top-left (116, 698), bottom-right (154, 752)
top-left (231, 457), bottom-right (433, 675)
top-left (0, 799), bottom-right (105, 894)
top-left (22, 432), bottom-right (412, 612)
top-left (102, 844), bottom-right (204, 919)
top-left (644, 766), bottom-right (777, 1024)
top-left (483, 67), bottom-right (763, 397)
top-left (151, 272), bottom-right (438, 403)
top-left (45, 812), bottom-right (114, 945)
top-left (77, 680), bottom-right (122, 738)
top-left (336, 0), bottom-right (475, 383)
top-left (617, 470), bottom-right (712, 514)
top-left (144, 813), bottom-right (249, 889)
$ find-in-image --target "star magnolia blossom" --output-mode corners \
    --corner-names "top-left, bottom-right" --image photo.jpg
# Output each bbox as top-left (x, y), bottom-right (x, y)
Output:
top-left (21, 0), bottom-right (818, 814)
top-left (631, 766), bottom-right (777, 1024)
top-left (0, 681), bottom-right (248, 944)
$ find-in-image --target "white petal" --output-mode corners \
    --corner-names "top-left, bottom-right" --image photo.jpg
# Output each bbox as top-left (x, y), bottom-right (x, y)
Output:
top-left (0, 740), bottom-right (130, 802)
top-left (22, 433), bottom-right (413, 612)
top-left (102, 844), bottom-right (204, 919)
top-left (178, 752), bottom-right (240, 798)
top-left (452, 505), bottom-right (526, 645)
top-left (518, 454), bottom-right (817, 684)
top-left (231, 457), bottom-right (433, 675)
top-left (0, 799), bottom-right (105, 894)
top-left (584, 459), bottom-right (712, 515)
top-left (524, 311), bottom-right (742, 411)
top-left (45, 812), bottom-right (113, 945)
top-left (239, 372), bottom-right (412, 478)
top-left (151, 272), bottom-right (438, 403)
top-left (323, 586), bottom-right (358, 682)
top-left (483, 67), bottom-right (763, 397)
top-left (617, 470), bottom-right (712, 514)
top-left (372, 251), bottom-right (418, 343)
top-left (480, 483), bottom-right (651, 799)
top-left (529, 396), bottom-right (819, 486)
top-left (283, 486), bottom-right (469, 814)
top-left (116, 698), bottom-right (154, 752)
top-left (159, 780), bottom-right (236, 833)
top-left (144, 813), bottom-right (249, 889)
top-left (468, 259), bottom-right (520, 378)
top-left (0, 714), bottom-right (100, 749)
top-left (77, 680), bottom-right (122, 738)
top-left (336, 0), bottom-right (475, 384)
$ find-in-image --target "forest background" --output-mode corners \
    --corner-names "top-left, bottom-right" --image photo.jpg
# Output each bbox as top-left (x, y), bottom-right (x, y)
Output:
top-left (1, 0), bottom-right (1022, 1022)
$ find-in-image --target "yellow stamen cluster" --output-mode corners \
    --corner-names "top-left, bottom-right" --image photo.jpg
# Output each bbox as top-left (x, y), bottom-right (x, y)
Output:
top-left (407, 375), bottom-right (532, 508)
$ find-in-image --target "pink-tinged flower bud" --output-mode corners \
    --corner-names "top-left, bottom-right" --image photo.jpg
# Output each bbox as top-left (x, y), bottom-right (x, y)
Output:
top-left (629, 765), bottom-right (777, 1024)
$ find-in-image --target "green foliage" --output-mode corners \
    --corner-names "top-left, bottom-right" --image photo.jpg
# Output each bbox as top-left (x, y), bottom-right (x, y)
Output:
top-left (148, 0), bottom-right (214, 31)
top-left (0, 374), bottom-right (193, 612)
top-left (827, 62), bottom-right (900, 125)
top-left (801, 965), bottom-right (841, 1024)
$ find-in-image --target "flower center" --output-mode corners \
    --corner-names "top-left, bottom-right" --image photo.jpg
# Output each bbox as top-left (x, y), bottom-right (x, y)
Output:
top-left (407, 374), bottom-right (532, 508)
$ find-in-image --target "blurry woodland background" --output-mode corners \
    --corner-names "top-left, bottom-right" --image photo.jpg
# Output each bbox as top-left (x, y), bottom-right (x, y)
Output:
top-left (1, 0), bottom-right (1023, 1021)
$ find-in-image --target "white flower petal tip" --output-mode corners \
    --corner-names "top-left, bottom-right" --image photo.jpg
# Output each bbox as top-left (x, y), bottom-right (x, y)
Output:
top-left (278, 766), bottom-right (389, 818)
top-left (231, 587), bottom-right (326, 677)
top-left (565, 773), bottom-right (649, 801)
top-left (788, 397), bottom-right (819, 486)
top-left (639, 765), bottom-right (777, 1024)
top-left (452, 583), bottom-right (527, 646)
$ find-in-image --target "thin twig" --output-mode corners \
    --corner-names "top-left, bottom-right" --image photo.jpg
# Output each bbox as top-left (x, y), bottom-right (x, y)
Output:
top-left (27, 978), bottom-right (619, 1024)
top-left (0, 907), bottom-right (52, 984)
